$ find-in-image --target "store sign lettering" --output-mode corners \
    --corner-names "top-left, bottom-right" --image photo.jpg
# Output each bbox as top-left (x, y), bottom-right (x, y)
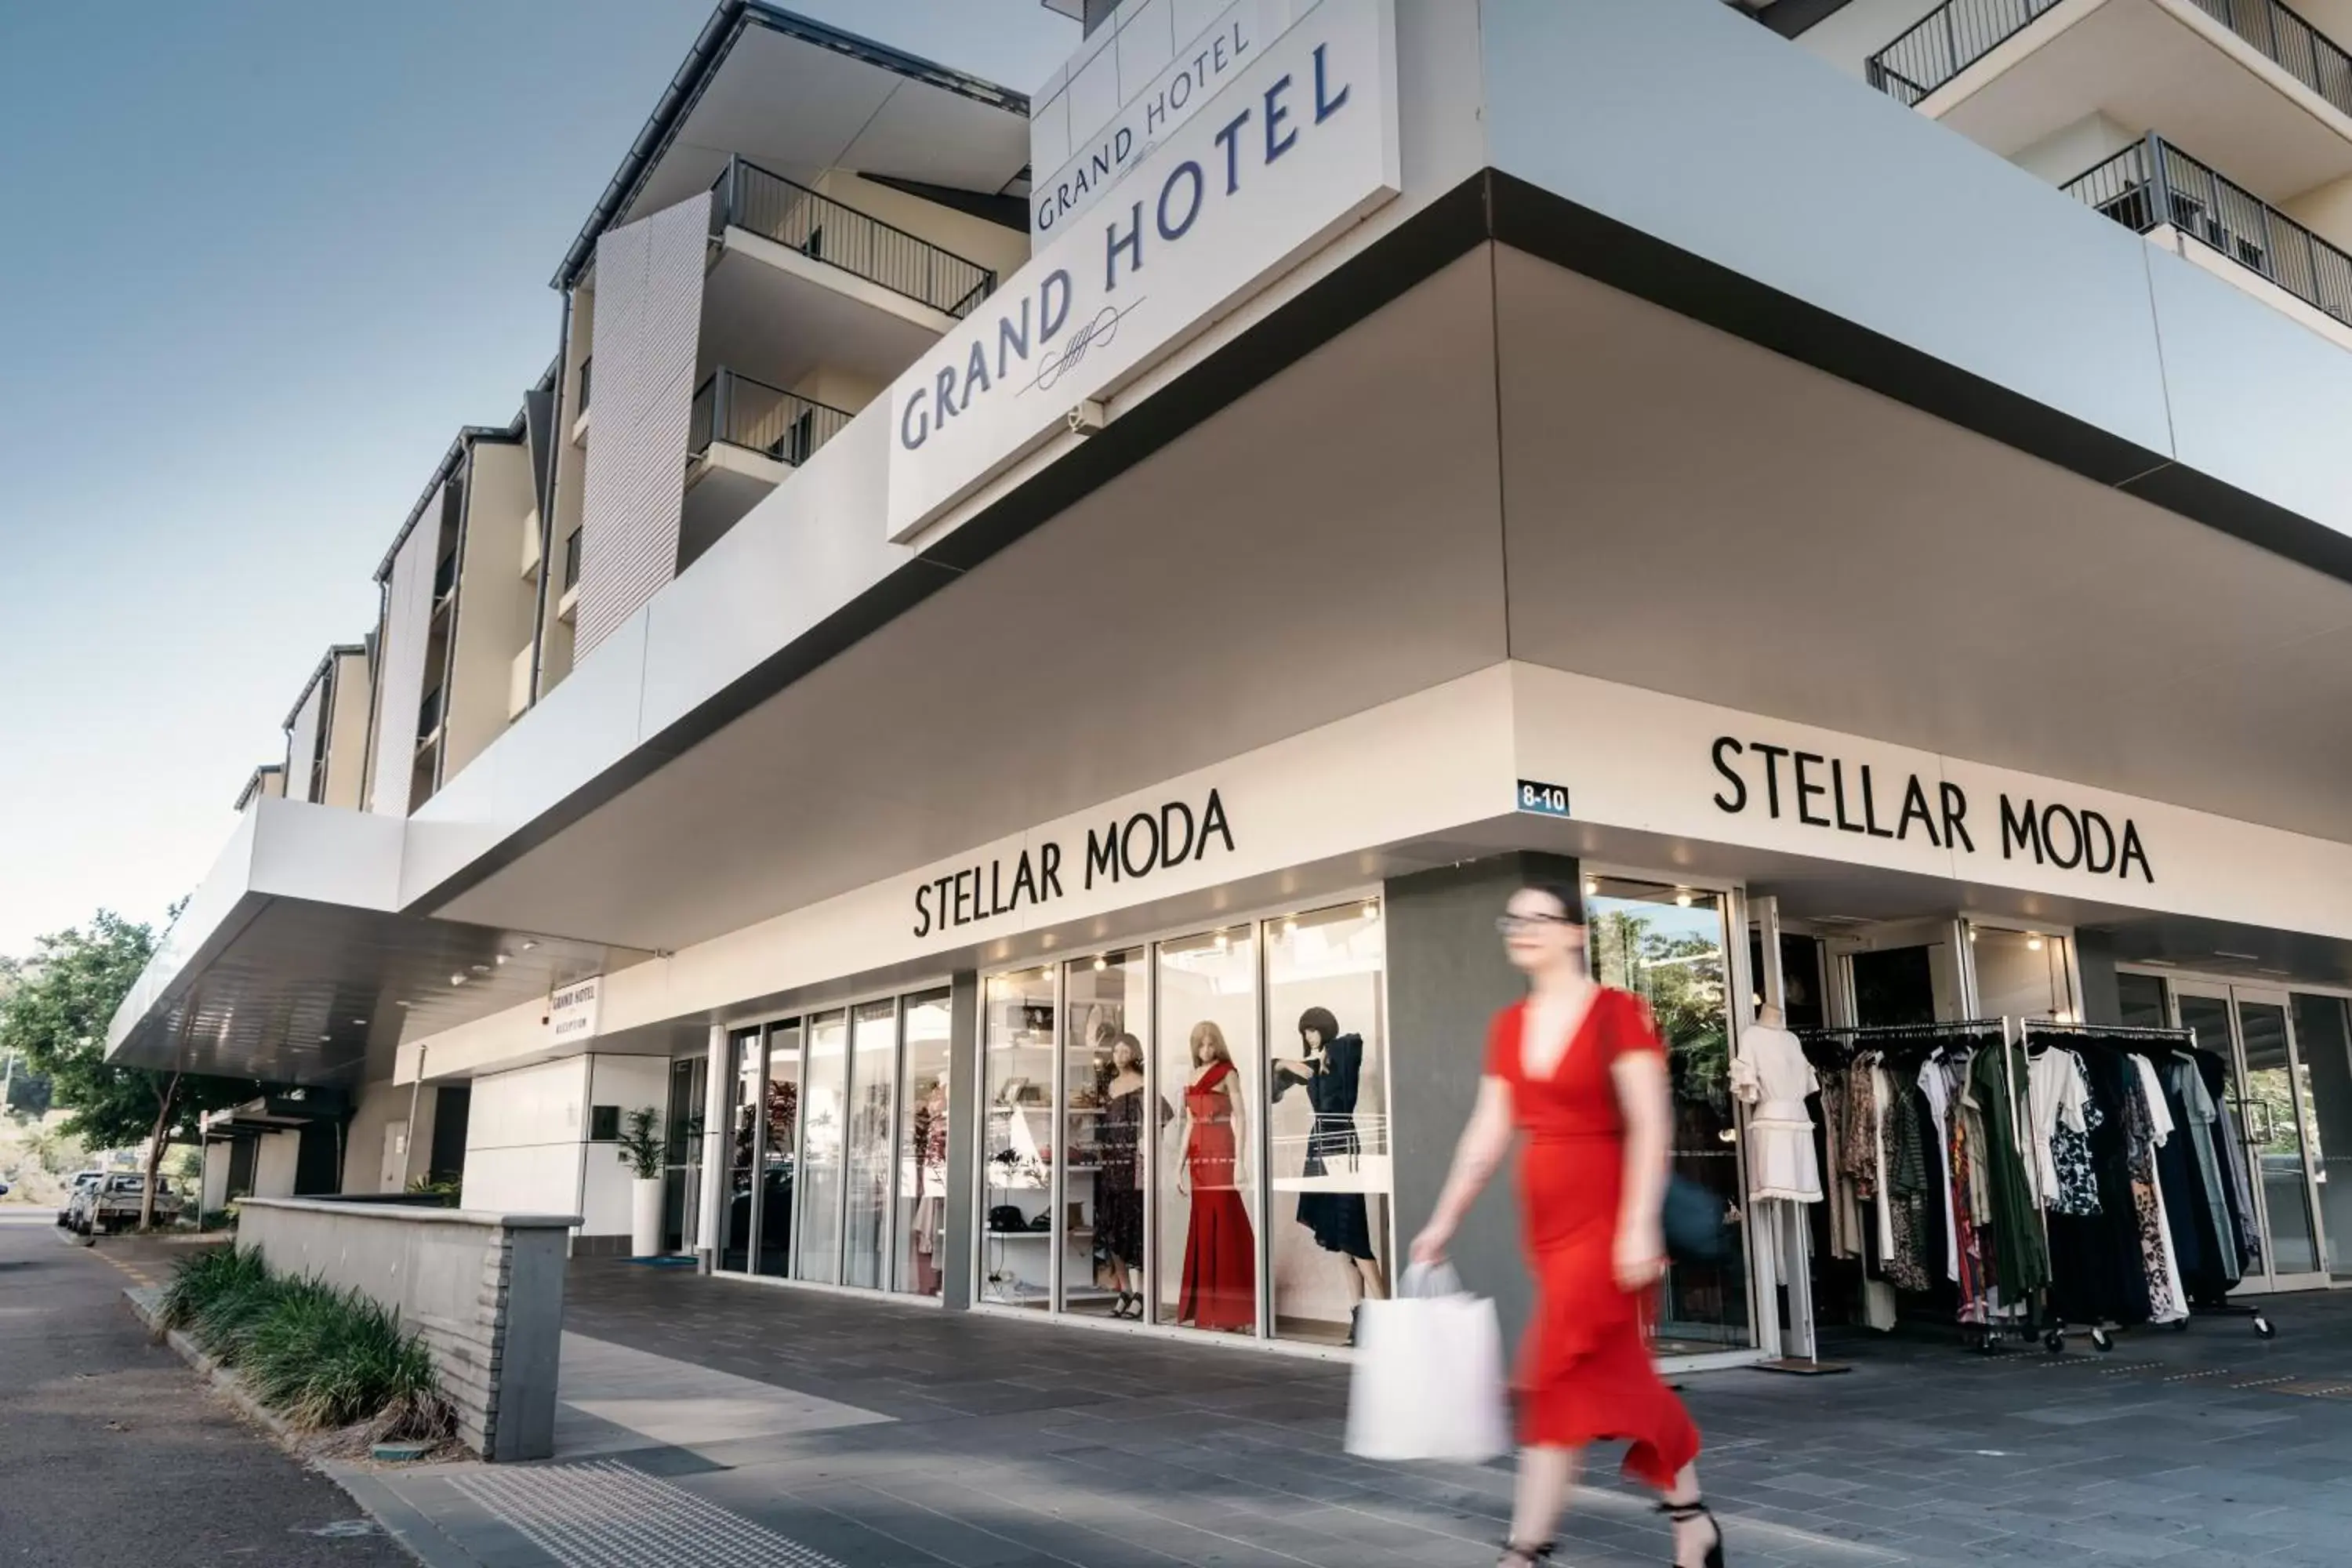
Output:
top-left (1709, 738), bottom-right (2151, 883)
top-left (911, 789), bottom-right (1236, 938)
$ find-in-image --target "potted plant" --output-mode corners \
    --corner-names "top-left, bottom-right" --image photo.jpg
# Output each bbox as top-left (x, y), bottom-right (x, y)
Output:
top-left (615, 1107), bottom-right (666, 1258)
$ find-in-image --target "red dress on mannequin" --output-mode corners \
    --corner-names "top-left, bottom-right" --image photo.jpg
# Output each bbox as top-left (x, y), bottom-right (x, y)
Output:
top-left (1179, 1059), bottom-right (1256, 1330)
top-left (1484, 989), bottom-right (1701, 1486)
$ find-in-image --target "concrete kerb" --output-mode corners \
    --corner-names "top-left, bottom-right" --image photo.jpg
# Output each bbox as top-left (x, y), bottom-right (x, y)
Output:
top-left (124, 1284), bottom-right (306, 1449)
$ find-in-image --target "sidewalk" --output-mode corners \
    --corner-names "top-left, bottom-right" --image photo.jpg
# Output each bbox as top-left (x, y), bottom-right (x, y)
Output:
top-left (0, 1210), bottom-right (409, 1567)
top-left (336, 1258), bottom-right (2352, 1568)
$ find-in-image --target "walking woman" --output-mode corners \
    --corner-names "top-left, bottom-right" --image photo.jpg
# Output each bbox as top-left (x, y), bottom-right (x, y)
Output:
top-left (1410, 884), bottom-right (1722, 1568)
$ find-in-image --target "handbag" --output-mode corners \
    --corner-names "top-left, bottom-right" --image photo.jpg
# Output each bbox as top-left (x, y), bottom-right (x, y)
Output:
top-left (986, 1204), bottom-right (1027, 1232)
top-left (1663, 1174), bottom-right (1733, 1263)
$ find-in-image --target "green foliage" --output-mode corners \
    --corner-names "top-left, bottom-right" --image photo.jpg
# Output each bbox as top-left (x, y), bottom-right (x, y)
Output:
top-left (615, 1105), bottom-right (666, 1179)
top-left (158, 1247), bottom-right (449, 1439)
top-left (0, 911), bottom-right (263, 1224)
top-left (1591, 906), bottom-right (1733, 1116)
top-left (404, 1173), bottom-right (461, 1205)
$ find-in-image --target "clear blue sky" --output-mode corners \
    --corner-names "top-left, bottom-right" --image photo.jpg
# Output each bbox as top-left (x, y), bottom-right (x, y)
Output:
top-left (0, 0), bottom-right (1075, 956)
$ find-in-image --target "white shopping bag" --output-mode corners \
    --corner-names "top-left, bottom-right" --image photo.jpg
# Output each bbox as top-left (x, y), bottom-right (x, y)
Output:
top-left (1345, 1263), bottom-right (1510, 1462)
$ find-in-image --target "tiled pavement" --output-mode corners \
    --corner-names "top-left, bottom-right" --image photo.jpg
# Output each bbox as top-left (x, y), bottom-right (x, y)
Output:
top-left (343, 1264), bottom-right (2352, 1568)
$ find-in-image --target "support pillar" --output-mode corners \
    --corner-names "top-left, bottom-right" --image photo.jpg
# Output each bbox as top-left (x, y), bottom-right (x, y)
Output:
top-left (697, 1024), bottom-right (725, 1275)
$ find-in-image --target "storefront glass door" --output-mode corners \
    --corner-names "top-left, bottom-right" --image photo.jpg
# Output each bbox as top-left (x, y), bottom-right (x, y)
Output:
top-left (1587, 878), bottom-right (1750, 1349)
top-left (2172, 983), bottom-right (2331, 1293)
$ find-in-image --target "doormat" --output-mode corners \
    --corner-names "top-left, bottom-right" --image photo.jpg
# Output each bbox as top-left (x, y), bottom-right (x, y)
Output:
top-left (624, 1256), bottom-right (698, 1269)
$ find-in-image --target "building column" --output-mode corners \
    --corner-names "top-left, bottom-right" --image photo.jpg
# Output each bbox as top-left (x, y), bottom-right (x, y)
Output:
top-left (1384, 851), bottom-right (1580, 1349)
top-left (697, 1025), bottom-right (726, 1274)
top-left (939, 970), bottom-right (981, 1312)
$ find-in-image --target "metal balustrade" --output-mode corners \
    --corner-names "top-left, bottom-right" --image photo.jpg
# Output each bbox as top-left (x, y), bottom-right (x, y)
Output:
top-left (710, 156), bottom-right (995, 318)
top-left (2063, 134), bottom-right (2352, 328)
top-left (1869, 0), bottom-right (2352, 114)
top-left (688, 369), bottom-right (853, 468)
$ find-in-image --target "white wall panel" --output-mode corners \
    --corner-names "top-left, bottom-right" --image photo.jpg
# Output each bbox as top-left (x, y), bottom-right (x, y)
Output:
top-left (574, 193), bottom-right (710, 662)
top-left (460, 1057), bottom-right (588, 1218)
top-left (284, 681), bottom-right (325, 805)
top-left (579, 1054), bottom-right (671, 1236)
top-left (369, 517), bottom-right (437, 817)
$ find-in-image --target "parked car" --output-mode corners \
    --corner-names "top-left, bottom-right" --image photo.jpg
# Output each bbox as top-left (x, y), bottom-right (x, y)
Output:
top-left (67, 1173), bottom-right (182, 1236)
top-left (56, 1170), bottom-right (103, 1226)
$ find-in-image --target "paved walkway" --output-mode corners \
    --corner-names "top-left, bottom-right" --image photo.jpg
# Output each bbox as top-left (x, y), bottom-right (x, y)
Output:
top-left (0, 1209), bottom-right (410, 1566)
top-left (344, 1260), bottom-right (2352, 1568)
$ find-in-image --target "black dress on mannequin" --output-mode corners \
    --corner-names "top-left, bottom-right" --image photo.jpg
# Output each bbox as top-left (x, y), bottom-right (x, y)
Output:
top-left (1276, 1014), bottom-right (1375, 1261)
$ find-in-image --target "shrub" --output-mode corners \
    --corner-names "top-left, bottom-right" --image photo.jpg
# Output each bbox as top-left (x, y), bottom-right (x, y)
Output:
top-left (156, 1247), bottom-right (451, 1441)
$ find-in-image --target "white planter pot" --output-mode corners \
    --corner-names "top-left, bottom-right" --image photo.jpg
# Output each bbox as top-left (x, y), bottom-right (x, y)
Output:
top-left (630, 1176), bottom-right (665, 1258)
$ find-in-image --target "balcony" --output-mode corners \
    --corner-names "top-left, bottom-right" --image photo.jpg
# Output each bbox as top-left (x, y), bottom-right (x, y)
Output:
top-left (710, 156), bottom-right (994, 320)
top-left (1868, 0), bottom-right (2352, 201)
top-left (556, 528), bottom-right (581, 625)
top-left (2066, 134), bottom-right (2352, 336)
top-left (571, 355), bottom-right (592, 445)
top-left (416, 686), bottom-right (443, 748)
top-left (681, 369), bottom-right (853, 564)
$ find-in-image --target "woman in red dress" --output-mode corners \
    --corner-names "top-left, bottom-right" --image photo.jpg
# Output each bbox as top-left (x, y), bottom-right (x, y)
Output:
top-left (1413, 884), bottom-right (1722, 1568)
top-left (1178, 1021), bottom-right (1256, 1330)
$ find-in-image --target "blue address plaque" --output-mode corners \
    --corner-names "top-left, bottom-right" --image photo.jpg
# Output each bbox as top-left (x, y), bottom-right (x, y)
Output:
top-left (1515, 779), bottom-right (1571, 818)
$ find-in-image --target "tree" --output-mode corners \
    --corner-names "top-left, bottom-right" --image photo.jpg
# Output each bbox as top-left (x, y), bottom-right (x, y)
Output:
top-left (0, 912), bottom-right (261, 1229)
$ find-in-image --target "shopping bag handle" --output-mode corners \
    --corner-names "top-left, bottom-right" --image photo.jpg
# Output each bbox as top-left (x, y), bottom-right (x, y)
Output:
top-left (1399, 1261), bottom-right (1467, 1299)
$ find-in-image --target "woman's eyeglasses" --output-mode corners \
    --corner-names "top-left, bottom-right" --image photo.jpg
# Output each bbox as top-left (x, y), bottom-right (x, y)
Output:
top-left (1495, 914), bottom-right (1577, 935)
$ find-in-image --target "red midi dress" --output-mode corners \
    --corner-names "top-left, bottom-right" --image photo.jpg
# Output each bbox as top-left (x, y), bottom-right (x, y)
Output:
top-left (1179, 1059), bottom-right (1257, 1330)
top-left (1485, 989), bottom-right (1700, 1486)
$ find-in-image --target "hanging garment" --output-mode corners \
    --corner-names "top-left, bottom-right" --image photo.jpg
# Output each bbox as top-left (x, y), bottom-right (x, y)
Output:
top-left (1094, 1084), bottom-right (1146, 1269)
top-left (2168, 1054), bottom-right (2240, 1290)
top-left (1273, 1033), bottom-right (1376, 1260)
top-left (1817, 1073), bottom-right (1863, 1260)
top-left (2028, 1048), bottom-right (2101, 1215)
top-left (2149, 1059), bottom-right (2216, 1296)
top-left (1965, 1042), bottom-right (2050, 1301)
top-left (1868, 1063), bottom-right (1896, 1263)
top-left (1732, 1024), bottom-right (1823, 1203)
top-left (2213, 1086), bottom-right (2263, 1272)
top-left (2047, 1047), bottom-right (2152, 1327)
top-left (1918, 1054), bottom-right (1962, 1283)
top-left (2126, 1055), bottom-right (2191, 1323)
top-left (1879, 1076), bottom-right (1933, 1293)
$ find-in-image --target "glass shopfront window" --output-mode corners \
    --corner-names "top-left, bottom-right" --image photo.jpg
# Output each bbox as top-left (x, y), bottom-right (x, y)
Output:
top-left (796, 1011), bottom-right (848, 1283)
top-left (755, 1022), bottom-right (800, 1278)
top-left (895, 991), bottom-right (953, 1297)
top-left (1156, 926), bottom-right (1261, 1335)
top-left (843, 1001), bottom-right (899, 1289)
top-left (1588, 879), bottom-right (1748, 1351)
top-left (1267, 902), bottom-right (1392, 1345)
top-left (1062, 949), bottom-right (1148, 1319)
top-left (981, 967), bottom-right (1056, 1308)
top-left (721, 1030), bottom-right (760, 1272)
top-left (1969, 925), bottom-right (2075, 1021)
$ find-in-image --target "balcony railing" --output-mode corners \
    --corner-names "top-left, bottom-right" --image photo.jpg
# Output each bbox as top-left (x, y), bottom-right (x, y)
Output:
top-left (2064, 134), bottom-right (2352, 328)
top-left (416, 686), bottom-right (443, 744)
top-left (1869, 0), bottom-right (2352, 114)
top-left (688, 370), bottom-right (852, 468)
top-left (710, 155), bottom-right (995, 318)
top-left (562, 528), bottom-right (581, 591)
top-left (577, 354), bottom-right (592, 413)
top-left (431, 550), bottom-right (457, 603)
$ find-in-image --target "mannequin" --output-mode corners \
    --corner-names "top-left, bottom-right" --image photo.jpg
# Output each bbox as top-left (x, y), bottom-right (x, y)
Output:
top-left (1733, 1003), bottom-right (1822, 1203)
top-left (1094, 1034), bottom-right (1148, 1318)
top-left (1273, 1007), bottom-right (1388, 1336)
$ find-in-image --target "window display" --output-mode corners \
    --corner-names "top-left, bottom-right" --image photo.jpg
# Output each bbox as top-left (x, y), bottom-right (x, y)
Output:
top-left (1156, 928), bottom-right (1260, 1334)
top-left (843, 1000), bottom-right (898, 1289)
top-left (755, 1022), bottom-right (800, 1277)
top-left (1267, 903), bottom-right (1391, 1345)
top-left (981, 967), bottom-right (1056, 1308)
top-left (895, 991), bottom-right (953, 1296)
top-left (1063, 951), bottom-right (1147, 1318)
top-left (795, 1010), bottom-right (848, 1284)
top-left (721, 1030), bottom-right (760, 1272)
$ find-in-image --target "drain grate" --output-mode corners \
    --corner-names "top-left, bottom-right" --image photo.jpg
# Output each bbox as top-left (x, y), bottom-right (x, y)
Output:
top-left (450, 1459), bottom-right (844, 1568)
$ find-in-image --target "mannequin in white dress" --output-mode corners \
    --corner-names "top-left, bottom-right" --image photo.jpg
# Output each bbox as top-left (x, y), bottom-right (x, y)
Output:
top-left (1732, 1004), bottom-right (1824, 1203)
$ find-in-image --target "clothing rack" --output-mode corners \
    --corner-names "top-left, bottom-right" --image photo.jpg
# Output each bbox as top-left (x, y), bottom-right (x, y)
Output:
top-left (2018, 1022), bottom-right (2277, 1342)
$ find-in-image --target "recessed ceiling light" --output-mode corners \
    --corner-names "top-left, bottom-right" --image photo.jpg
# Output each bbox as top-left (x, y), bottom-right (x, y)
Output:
top-left (521, 939), bottom-right (539, 951)
top-left (350, 1018), bottom-right (367, 1026)
top-left (394, 1000), bottom-right (412, 1008)
top-left (495, 953), bottom-right (510, 965)
top-left (2215, 950), bottom-right (2261, 962)
top-left (318, 1033), bottom-right (332, 1042)
top-left (450, 974), bottom-right (466, 986)
top-left (470, 963), bottom-right (491, 975)
top-left (1674, 890), bottom-right (1693, 908)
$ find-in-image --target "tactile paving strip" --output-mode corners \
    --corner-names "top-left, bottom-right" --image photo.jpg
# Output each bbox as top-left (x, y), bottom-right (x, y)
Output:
top-left (450, 1459), bottom-right (844, 1568)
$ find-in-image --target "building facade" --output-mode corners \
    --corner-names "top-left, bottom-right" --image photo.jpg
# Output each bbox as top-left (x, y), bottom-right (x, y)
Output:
top-left (121, 0), bottom-right (2352, 1362)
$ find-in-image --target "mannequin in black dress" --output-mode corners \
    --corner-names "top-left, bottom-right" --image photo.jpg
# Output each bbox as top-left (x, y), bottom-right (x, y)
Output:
top-left (1272, 1007), bottom-right (1388, 1334)
top-left (1095, 1033), bottom-right (1149, 1318)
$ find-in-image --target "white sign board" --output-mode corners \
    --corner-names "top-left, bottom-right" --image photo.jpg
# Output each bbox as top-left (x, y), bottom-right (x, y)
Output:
top-left (1032, 0), bottom-right (1309, 238)
top-left (548, 975), bottom-right (602, 1047)
top-left (886, 0), bottom-right (1398, 543)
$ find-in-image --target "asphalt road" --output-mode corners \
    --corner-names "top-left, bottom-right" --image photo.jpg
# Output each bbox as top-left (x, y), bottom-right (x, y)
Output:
top-left (0, 1208), bottom-right (412, 1566)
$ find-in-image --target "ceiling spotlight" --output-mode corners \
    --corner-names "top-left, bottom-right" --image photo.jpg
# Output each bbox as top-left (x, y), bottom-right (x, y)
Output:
top-left (1359, 901), bottom-right (1378, 920)
top-left (1092, 954), bottom-right (1107, 971)
top-left (350, 1018), bottom-right (368, 1026)
top-left (1674, 890), bottom-right (1693, 908)
top-left (470, 963), bottom-right (492, 975)
top-left (495, 953), bottom-right (510, 965)
top-left (2026, 935), bottom-right (2044, 952)
top-left (450, 974), bottom-right (466, 986)
top-left (318, 1033), bottom-right (333, 1043)
top-left (1283, 917), bottom-right (1298, 936)
top-left (521, 939), bottom-right (539, 951)
top-left (1214, 931), bottom-right (1230, 953)
top-left (394, 1000), bottom-right (411, 1009)
top-left (1583, 878), bottom-right (1598, 897)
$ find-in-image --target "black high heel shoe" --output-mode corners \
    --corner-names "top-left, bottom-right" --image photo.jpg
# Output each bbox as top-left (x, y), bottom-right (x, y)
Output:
top-left (1496, 1541), bottom-right (1552, 1567)
top-left (1657, 1499), bottom-right (1725, 1568)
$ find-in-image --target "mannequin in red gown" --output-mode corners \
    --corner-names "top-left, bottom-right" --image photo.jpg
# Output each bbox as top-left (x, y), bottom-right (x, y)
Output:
top-left (1178, 1021), bottom-right (1255, 1330)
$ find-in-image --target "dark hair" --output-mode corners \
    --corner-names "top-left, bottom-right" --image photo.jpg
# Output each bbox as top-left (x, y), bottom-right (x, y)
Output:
top-left (1109, 1032), bottom-right (1144, 1070)
top-left (1298, 1007), bottom-right (1339, 1047)
top-left (1518, 882), bottom-right (1585, 924)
